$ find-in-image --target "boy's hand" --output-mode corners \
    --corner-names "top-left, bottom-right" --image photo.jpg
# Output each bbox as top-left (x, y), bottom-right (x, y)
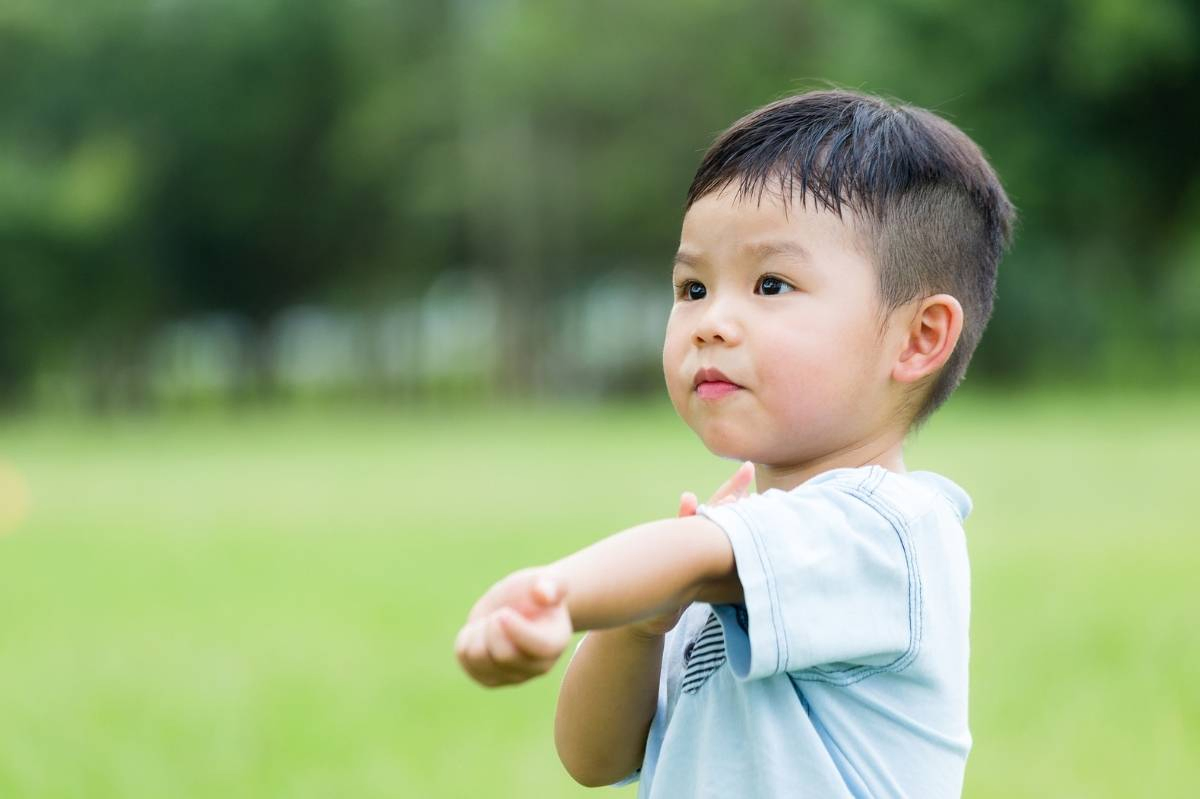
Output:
top-left (454, 463), bottom-right (754, 685)
top-left (628, 461), bottom-right (754, 637)
top-left (455, 569), bottom-right (573, 687)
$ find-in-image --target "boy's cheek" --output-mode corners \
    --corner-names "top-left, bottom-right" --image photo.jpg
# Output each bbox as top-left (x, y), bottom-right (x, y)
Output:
top-left (661, 344), bottom-right (691, 404)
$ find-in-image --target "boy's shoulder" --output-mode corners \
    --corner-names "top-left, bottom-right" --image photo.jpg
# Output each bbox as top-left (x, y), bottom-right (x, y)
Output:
top-left (693, 463), bottom-right (972, 680)
top-left (744, 464), bottom-right (972, 529)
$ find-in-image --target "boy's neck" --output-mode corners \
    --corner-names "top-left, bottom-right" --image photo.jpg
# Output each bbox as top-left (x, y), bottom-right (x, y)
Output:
top-left (752, 429), bottom-right (907, 494)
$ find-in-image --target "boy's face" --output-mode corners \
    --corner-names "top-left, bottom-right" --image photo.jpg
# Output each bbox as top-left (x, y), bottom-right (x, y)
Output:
top-left (663, 185), bottom-right (909, 468)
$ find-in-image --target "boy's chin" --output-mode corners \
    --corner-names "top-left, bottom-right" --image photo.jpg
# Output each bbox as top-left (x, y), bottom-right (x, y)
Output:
top-left (683, 414), bottom-right (761, 462)
top-left (697, 431), bottom-right (755, 463)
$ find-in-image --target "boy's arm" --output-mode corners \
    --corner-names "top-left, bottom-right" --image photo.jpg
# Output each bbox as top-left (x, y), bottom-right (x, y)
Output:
top-left (459, 514), bottom-right (742, 644)
top-left (455, 466), bottom-right (753, 785)
top-left (554, 470), bottom-right (754, 787)
top-left (457, 516), bottom-right (742, 784)
top-left (455, 514), bottom-right (743, 690)
top-left (554, 625), bottom-right (664, 786)
top-left (548, 514), bottom-right (743, 627)
top-left (456, 463), bottom-right (748, 782)
top-left (455, 467), bottom-right (753, 785)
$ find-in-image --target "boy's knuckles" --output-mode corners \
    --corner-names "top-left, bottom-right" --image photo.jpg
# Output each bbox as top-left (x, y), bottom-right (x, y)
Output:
top-left (467, 630), bottom-right (491, 666)
top-left (485, 617), bottom-right (519, 658)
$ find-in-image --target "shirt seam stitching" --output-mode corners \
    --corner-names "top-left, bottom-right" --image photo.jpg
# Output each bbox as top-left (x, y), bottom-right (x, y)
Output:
top-left (727, 502), bottom-right (788, 676)
top-left (791, 473), bottom-right (924, 685)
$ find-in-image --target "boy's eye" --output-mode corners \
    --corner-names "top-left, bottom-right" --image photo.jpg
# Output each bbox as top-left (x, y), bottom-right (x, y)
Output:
top-left (757, 275), bottom-right (794, 296)
top-left (674, 276), bottom-right (794, 300)
top-left (674, 280), bottom-right (707, 301)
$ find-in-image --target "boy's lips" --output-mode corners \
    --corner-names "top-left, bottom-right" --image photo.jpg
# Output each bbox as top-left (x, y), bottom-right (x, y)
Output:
top-left (696, 381), bottom-right (741, 400)
top-left (693, 367), bottom-right (743, 400)
top-left (693, 367), bottom-right (740, 388)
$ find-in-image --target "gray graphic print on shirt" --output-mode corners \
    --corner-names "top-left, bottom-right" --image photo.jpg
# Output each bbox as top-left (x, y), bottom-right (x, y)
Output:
top-left (681, 611), bottom-right (726, 694)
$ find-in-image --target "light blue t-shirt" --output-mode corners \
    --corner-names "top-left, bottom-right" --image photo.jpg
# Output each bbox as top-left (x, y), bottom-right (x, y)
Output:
top-left (616, 465), bottom-right (973, 798)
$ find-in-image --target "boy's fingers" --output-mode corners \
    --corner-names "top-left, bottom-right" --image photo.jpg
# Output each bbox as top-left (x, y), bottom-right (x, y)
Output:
top-left (708, 461), bottom-right (754, 504)
top-left (730, 460), bottom-right (753, 496)
top-left (708, 464), bottom-right (741, 502)
top-left (709, 474), bottom-right (736, 502)
top-left (459, 620), bottom-right (494, 683)
top-left (460, 617), bottom-right (524, 687)
top-left (487, 611), bottom-right (552, 680)
top-left (483, 613), bottom-right (539, 680)
top-left (678, 491), bottom-right (698, 517)
top-left (499, 607), bottom-right (568, 663)
top-left (464, 620), bottom-right (489, 667)
top-left (735, 460), bottom-right (754, 496)
top-left (457, 619), bottom-right (484, 664)
top-left (484, 613), bottom-right (520, 663)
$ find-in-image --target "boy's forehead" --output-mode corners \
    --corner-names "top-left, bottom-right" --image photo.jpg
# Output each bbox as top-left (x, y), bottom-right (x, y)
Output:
top-left (677, 186), bottom-right (868, 268)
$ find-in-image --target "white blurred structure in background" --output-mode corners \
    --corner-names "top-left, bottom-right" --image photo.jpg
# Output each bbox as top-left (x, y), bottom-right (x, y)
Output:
top-left (132, 269), bottom-right (670, 405)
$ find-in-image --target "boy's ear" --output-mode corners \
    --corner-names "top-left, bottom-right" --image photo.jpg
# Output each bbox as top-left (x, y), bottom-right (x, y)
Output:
top-left (891, 294), bottom-right (964, 384)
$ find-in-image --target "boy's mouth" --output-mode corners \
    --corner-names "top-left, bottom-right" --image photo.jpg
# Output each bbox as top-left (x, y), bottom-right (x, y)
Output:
top-left (693, 367), bottom-right (743, 400)
top-left (696, 381), bottom-right (741, 400)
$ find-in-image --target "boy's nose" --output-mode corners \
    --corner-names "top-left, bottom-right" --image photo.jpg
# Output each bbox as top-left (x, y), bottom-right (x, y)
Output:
top-left (692, 303), bottom-right (743, 346)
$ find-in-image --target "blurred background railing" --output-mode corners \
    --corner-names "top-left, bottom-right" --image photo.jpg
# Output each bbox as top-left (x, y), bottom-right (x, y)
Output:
top-left (2, 0), bottom-right (1198, 412)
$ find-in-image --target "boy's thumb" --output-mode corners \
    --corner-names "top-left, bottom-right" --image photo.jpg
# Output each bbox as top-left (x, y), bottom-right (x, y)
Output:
top-left (533, 576), bottom-right (563, 606)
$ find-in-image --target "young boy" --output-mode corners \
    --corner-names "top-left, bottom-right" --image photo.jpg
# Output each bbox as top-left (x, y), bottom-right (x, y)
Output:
top-left (454, 89), bottom-right (1015, 797)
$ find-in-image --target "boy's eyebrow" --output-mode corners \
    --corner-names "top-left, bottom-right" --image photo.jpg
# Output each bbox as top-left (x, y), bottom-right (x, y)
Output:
top-left (673, 249), bottom-right (703, 270)
top-left (672, 240), bottom-right (810, 273)
top-left (740, 239), bottom-right (810, 265)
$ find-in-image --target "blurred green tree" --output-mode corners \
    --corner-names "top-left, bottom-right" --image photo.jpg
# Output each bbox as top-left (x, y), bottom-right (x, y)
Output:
top-left (0, 0), bottom-right (1196, 405)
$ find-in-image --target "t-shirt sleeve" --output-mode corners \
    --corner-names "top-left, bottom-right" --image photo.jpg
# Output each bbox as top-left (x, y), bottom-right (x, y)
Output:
top-left (696, 482), bottom-right (921, 682)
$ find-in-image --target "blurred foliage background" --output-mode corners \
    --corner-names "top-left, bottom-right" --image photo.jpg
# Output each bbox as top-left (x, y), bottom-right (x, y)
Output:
top-left (1, 0), bottom-right (1198, 797)
top-left (1, 0), bottom-right (1198, 408)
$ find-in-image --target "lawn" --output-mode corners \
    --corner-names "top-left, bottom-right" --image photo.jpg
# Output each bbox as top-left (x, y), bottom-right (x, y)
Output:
top-left (0, 388), bottom-right (1196, 797)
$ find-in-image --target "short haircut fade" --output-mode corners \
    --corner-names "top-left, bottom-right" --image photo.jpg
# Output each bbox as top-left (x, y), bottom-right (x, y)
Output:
top-left (685, 89), bottom-right (1016, 427)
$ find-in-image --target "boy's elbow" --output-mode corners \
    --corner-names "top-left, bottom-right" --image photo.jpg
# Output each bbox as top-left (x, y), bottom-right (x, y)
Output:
top-left (560, 757), bottom-right (632, 788)
top-left (555, 729), bottom-right (637, 788)
top-left (565, 768), bottom-right (616, 789)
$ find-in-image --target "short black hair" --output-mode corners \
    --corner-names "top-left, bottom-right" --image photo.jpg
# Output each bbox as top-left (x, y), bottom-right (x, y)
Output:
top-left (686, 89), bottom-right (1016, 428)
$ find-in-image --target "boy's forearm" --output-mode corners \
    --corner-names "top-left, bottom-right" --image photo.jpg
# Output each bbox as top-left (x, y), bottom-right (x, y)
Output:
top-left (555, 626), bottom-right (663, 786)
top-left (544, 515), bottom-right (742, 632)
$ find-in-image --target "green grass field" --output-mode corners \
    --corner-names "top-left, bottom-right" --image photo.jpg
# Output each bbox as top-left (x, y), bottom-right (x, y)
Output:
top-left (0, 389), bottom-right (1196, 797)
